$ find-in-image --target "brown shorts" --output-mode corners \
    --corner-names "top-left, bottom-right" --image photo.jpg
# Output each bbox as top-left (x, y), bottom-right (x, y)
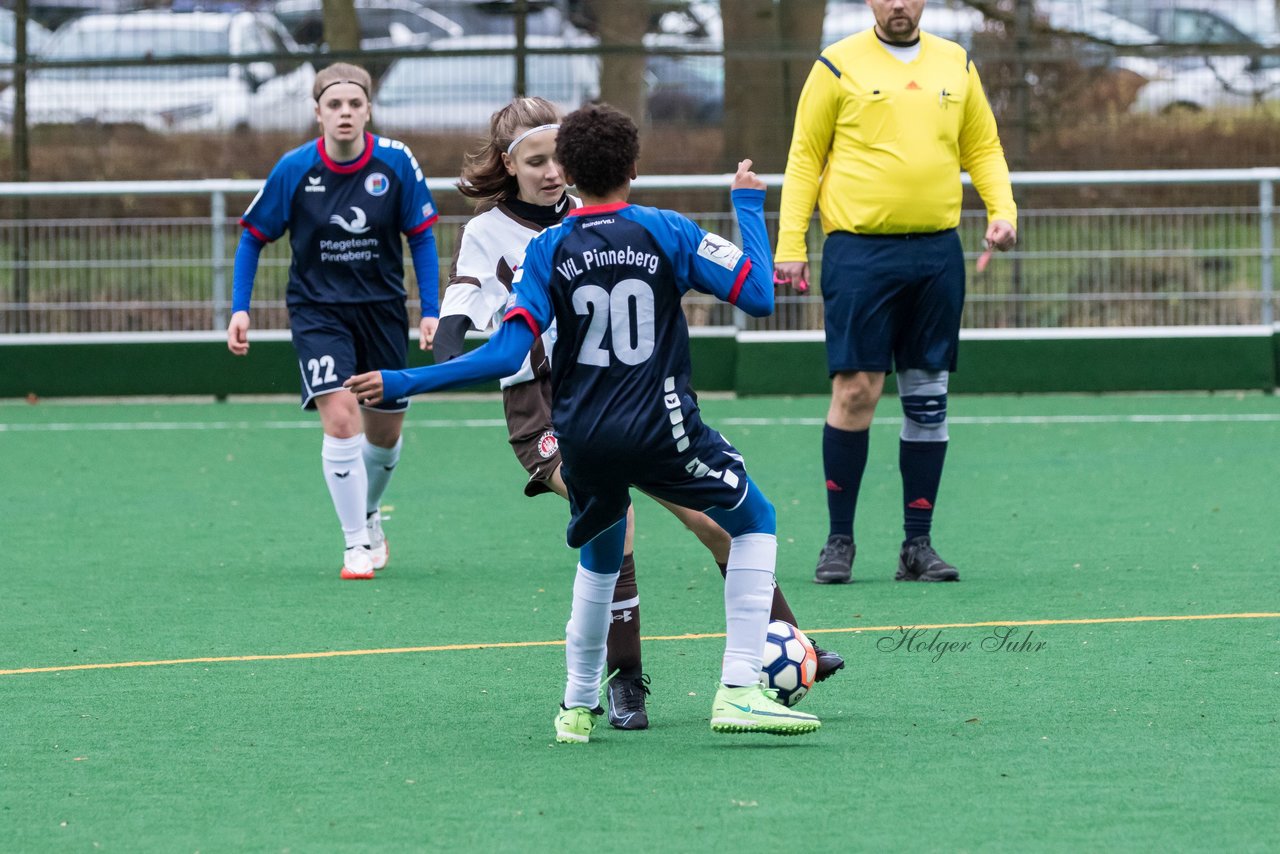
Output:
top-left (503, 376), bottom-right (561, 497)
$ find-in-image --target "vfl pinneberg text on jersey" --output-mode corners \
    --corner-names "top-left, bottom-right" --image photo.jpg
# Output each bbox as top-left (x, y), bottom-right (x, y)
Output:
top-left (556, 245), bottom-right (661, 280)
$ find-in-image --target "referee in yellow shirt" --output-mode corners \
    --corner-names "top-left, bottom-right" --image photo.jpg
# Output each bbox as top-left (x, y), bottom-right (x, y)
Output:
top-left (775, 0), bottom-right (1017, 585)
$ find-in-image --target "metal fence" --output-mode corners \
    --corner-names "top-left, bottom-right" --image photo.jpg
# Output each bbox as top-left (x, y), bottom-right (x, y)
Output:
top-left (0, 168), bottom-right (1275, 334)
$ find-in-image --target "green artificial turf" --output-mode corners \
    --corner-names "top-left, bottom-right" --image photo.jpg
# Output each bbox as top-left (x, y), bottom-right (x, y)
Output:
top-left (2, 393), bottom-right (1277, 852)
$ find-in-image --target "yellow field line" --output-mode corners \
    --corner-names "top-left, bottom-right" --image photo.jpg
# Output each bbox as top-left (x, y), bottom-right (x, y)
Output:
top-left (3, 612), bottom-right (1277, 677)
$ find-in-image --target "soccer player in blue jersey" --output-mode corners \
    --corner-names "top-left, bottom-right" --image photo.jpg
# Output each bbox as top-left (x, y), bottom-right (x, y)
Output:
top-left (346, 104), bottom-right (820, 741)
top-left (226, 63), bottom-right (441, 580)
top-left (435, 97), bottom-right (844, 732)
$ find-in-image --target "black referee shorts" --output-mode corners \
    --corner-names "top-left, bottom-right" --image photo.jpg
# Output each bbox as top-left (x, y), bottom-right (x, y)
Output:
top-left (819, 229), bottom-right (965, 375)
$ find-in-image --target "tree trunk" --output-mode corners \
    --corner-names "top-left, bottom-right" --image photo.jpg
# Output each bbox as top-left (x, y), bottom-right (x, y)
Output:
top-left (322, 0), bottom-right (361, 54)
top-left (778, 0), bottom-right (828, 137)
top-left (587, 0), bottom-right (651, 124)
top-left (722, 0), bottom-right (826, 172)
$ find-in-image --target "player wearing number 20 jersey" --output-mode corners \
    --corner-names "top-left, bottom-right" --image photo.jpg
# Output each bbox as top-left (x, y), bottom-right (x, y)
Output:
top-left (505, 199), bottom-right (768, 546)
top-left (353, 103), bottom-right (820, 739)
top-left (373, 190), bottom-right (774, 548)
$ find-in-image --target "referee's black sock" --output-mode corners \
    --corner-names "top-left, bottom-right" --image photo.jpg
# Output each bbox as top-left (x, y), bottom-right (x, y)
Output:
top-left (901, 439), bottom-right (948, 541)
top-left (823, 423), bottom-right (869, 539)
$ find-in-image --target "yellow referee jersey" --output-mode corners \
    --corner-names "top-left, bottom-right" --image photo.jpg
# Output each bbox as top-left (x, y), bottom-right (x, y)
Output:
top-left (777, 29), bottom-right (1017, 262)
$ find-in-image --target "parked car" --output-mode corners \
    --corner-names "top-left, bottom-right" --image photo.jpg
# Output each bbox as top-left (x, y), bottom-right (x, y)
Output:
top-left (1039, 2), bottom-right (1156, 43)
top-left (1104, 3), bottom-right (1266, 72)
top-left (644, 50), bottom-right (721, 125)
top-left (0, 8), bottom-right (53, 87)
top-left (1084, 3), bottom-right (1280, 113)
top-left (424, 0), bottom-right (574, 38)
top-left (1033, 0), bottom-right (1162, 77)
top-left (641, 4), bottom-right (722, 126)
top-left (374, 30), bottom-right (722, 132)
top-left (373, 34), bottom-right (598, 132)
top-left (11, 0), bottom-right (143, 32)
top-left (1131, 53), bottom-right (1280, 113)
top-left (649, 1), bottom-right (720, 43)
top-left (1144, 0), bottom-right (1280, 46)
top-left (272, 0), bottom-right (464, 79)
top-left (272, 0), bottom-right (463, 51)
top-left (0, 10), bottom-right (316, 133)
top-left (1107, 3), bottom-right (1259, 46)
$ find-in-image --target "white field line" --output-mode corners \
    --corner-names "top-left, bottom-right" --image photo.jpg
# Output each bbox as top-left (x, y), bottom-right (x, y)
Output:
top-left (2, 413), bottom-right (1280, 433)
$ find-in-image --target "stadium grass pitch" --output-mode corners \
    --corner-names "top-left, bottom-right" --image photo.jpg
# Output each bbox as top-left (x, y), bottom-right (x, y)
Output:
top-left (2, 393), bottom-right (1277, 851)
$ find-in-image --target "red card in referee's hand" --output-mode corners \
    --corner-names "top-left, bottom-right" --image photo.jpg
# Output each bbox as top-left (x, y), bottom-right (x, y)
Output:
top-left (976, 247), bottom-right (993, 273)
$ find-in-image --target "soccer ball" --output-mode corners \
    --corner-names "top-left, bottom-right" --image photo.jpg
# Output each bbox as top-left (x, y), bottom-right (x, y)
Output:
top-left (760, 620), bottom-right (818, 707)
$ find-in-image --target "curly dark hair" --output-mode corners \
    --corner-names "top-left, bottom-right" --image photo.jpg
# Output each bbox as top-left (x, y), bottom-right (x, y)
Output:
top-left (555, 103), bottom-right (639, 198)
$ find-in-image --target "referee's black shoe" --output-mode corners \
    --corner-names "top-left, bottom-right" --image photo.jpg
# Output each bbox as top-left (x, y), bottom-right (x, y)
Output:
top-left (896, 536), bottom-right (960, 582)
top-left (607, 672), bottom-right (651, 730)
top-left (814, 535), bottom-right (855, 584)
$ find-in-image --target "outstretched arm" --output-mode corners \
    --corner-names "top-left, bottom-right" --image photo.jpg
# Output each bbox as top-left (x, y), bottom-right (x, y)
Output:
top-left (345, 317), bottom-right (536, 405)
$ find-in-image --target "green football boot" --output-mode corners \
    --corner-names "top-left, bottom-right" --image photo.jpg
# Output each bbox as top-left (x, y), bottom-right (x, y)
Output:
top-left (710, 683), bottom-right (821, 736)
top-left (554, 704), bottom-right (603, 744)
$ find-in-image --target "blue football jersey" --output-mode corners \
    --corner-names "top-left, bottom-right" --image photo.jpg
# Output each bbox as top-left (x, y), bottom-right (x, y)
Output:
top-left (240, 133), bottom-right (438, 305)
top-left (506, 201), bottom-right (758, 454)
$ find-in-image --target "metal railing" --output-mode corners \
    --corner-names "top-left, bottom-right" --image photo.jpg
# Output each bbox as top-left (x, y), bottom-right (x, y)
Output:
top-left (0, 168), bottom-right (1276, 334)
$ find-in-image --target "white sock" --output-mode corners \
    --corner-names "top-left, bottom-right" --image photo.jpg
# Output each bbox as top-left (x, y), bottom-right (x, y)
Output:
top-left (322, 434), bottom-right (370, 549)
top-left (362, 436), bottom-right (402, 516)
top-left (721, 533), bottom-right (778, 687)
top-left (563, 564), bottom-right (618, 709)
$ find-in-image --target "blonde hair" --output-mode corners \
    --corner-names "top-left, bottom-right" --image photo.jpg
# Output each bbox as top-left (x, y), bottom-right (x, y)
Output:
top-left (313, 63), bottom-right (372, 101)
top-left (459, 97), bottom-right (562, 210)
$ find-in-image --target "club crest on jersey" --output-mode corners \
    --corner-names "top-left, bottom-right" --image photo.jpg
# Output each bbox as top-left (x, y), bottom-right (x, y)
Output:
top-left (537, 430), bottom-right (558, 459)
top-left (305, 175), bottom-right (325, 193)
top-left (697, 233), bottom-right (743, 270)
top-left (330, 206), bottom-right (371, 234)
top-left (364, 172), bottom-right (389, 197)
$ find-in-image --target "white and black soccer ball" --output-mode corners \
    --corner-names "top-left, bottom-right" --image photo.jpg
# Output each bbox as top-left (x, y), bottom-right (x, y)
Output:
top-left (760, 620), bottom-right (818, 707)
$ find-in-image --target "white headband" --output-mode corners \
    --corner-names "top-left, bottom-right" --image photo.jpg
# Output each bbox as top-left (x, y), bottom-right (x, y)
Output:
top-left (506, 123), bottom-right (559, 155)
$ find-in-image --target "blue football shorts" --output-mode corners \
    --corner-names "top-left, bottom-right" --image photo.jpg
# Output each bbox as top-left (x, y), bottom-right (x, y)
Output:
top-left (819, 229), bottom-right (965, 375)
top-left (559, 421), bottom-right (750, 549)
top-left (288, 299), bottom-right (410, 412)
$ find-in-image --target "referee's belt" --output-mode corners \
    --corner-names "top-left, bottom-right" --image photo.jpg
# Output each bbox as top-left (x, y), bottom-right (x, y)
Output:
top-left (832, 228), bottom-right (956, 240)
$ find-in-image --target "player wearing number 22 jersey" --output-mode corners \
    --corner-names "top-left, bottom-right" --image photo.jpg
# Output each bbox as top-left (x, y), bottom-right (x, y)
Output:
top-left (229, 63), bottom-right (441, 581)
